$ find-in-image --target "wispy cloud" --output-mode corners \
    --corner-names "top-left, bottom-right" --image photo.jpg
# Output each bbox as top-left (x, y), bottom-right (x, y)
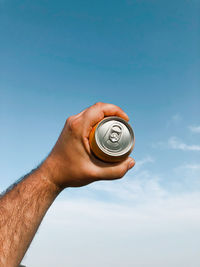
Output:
top-left (184, 163), bottom-right (200, 170)
top-left (168, 136), bottom-right (200, 151)
top-left (153, 137), bottom-right (200, 151)
top-left (86, 156), bottom-right (168, 204)
top-left (89, 171), bottom-right (166, 204)
top-left (22, 157), bottom-right (200, 267)
top-left (23, 175), bottom-right (200, 267)
top-left (133, 156), bottom-right (154, 172)
top-left (189, 125), bottom-right (200, 134)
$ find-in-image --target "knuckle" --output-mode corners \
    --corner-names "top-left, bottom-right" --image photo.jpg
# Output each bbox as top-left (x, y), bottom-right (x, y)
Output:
top-left (66, 116), bottom-right (80, 132)
top-left (66, 116), bottom-right (72, 123)
top-left (65, 116), bottom-right (73, 128)
top-left (94, 102), bottom-right (104, 108)
top-left (70, 119), bottom-right (80, 131)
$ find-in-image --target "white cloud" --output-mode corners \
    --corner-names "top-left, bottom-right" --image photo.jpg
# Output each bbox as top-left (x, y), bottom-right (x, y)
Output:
top-left (189, 125), bottom-right (200, 133)
top-left (21, 158), bottom-right (200, 267)
top-left (89, 170), bottom-right (166, 204)
top-left (22, 190), bottom-right (200, 267)
top-left (133, 156), bottom-right (154, 172)
top-left (168, 136), bottom-right (200, 151)
top-left (184, 163), bottom-right (200, 170)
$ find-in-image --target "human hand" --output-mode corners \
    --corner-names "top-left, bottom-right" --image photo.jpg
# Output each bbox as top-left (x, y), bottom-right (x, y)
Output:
top-left (42, 102), bottom-right (135, 189)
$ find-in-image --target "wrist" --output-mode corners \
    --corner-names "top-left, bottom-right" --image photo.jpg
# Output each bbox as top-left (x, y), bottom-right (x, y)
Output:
top-left (38, 159), bottom-right (63, 195)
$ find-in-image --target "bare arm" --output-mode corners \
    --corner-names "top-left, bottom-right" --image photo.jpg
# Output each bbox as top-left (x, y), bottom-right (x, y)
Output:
top-left (0, 102), bottom-right (135, 267)
top-left (0, 167), bottom-right (61, 267)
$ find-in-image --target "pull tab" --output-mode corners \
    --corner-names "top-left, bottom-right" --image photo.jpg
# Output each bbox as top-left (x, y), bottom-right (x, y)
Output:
top-left (101, 123), bottom-right (123, 151)
top-left (109, 125), bottom-right (122, 143)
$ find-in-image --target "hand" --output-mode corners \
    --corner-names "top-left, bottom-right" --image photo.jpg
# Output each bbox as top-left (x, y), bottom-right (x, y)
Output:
top-left (41, 102), bottom-right (135, 189)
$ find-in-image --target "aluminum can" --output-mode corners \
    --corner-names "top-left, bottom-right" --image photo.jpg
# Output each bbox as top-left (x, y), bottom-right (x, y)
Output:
top-left (89, 116), bottom-right (135, 163)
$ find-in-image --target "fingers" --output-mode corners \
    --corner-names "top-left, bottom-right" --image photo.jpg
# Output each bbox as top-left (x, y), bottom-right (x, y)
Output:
top-left (82, 102), bottom-right (129, 133)
top-left (69, 102), bottom-right (129, 137)
top-left (97, 157), bottom-right (135, 180)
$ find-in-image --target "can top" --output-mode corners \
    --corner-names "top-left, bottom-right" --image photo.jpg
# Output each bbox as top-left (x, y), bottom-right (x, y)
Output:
top-left (95, 116), bottom-right (134, 157)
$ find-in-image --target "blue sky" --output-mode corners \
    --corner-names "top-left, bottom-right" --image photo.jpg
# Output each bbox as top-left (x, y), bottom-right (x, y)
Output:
top-left (0, 0), bottom-right (200, 266)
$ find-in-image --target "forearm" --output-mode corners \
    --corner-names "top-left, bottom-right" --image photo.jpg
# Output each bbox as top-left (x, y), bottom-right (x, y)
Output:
top-left (0, 163), bottom-right (61, 267)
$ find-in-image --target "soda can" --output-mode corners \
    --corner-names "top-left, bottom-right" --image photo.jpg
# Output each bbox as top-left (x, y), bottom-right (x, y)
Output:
top-left (89, 116), bottom-right (135, 163)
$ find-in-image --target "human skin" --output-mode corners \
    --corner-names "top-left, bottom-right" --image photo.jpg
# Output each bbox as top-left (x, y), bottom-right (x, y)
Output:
top-left (0, 102), bottom-right (135, 267)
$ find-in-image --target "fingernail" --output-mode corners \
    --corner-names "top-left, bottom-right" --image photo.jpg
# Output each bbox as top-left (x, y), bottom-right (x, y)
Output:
top-left (128, 159), bottom-right (135, 170)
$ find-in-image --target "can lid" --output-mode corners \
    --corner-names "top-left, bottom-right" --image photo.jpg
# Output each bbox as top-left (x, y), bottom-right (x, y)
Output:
top-left (95, 116), bottom-right (134, 157)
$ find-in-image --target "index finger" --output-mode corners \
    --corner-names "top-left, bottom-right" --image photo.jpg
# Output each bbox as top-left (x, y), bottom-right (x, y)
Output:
top-left (82, 102), bottom-right (129, 133)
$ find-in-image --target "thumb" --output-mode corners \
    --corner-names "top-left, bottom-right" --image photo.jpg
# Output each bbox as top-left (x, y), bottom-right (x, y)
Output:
top-left (98, 157), bottom-right (135, 180)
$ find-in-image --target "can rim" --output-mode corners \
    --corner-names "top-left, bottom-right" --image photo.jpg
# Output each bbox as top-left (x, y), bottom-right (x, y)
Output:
top-left (95, 116), bottom-right (134, 157)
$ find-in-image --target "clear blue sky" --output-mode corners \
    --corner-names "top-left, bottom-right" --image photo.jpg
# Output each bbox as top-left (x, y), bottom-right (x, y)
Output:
top-left (0, 0), bottom-right (200, 266)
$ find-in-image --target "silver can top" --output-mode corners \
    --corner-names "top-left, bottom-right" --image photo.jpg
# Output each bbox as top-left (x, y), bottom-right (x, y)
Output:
top-left (95, 116), bottom-right (134, 157)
